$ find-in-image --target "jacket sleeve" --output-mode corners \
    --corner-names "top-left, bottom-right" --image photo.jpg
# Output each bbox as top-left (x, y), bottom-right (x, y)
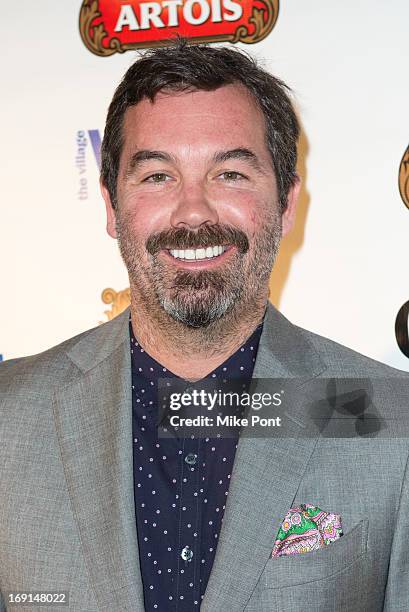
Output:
top-left (0, 589), bottom-right (6, 612)
top-left (383, 449), bottom-right (409, 611)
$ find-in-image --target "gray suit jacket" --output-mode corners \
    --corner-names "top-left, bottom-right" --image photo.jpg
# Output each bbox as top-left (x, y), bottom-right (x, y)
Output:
top-left (1, 303), bottom-right (409, 611)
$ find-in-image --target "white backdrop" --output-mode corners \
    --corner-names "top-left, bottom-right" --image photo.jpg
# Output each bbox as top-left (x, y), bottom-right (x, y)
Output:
top-left (1, 1), bottom-right (408, 370)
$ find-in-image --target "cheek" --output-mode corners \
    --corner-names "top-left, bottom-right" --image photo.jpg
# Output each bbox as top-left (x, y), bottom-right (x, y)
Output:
top-left (221, 195), bottom-right (267, 240)
top-left (120, 191), bottom-right (171, 236)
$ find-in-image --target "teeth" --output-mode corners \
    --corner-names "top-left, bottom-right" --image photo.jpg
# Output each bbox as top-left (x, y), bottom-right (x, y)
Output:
top-left (195, 248), bottom-right (206, 260)
top-left (169, 246), bottom-right (227, 260)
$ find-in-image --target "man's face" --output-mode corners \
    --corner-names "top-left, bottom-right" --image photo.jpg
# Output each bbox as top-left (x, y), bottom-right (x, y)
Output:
top-left (103, 84), bottom-right (298, 327)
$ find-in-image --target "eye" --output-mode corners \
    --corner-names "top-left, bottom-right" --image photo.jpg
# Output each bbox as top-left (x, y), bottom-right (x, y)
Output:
top-left (143, 173), bottom-right (171, 183)
top-left (219, 171), bottom-right (247, 181)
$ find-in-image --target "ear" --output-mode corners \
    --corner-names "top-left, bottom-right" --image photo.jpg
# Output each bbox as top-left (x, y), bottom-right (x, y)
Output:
top-left (100, 180), bottom-right (117, 239)
top-left (281, 175), bottom-right (301, 237)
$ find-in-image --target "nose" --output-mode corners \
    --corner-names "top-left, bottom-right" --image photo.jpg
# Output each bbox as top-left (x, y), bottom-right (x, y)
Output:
top-left (170, 180), bottom-right (219, 229)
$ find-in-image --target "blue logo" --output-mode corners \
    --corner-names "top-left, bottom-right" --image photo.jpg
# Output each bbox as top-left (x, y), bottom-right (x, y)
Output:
top-left (88, 129), bottom-right (102, 169)
top-left (75, 129), bottom-right (102, 200)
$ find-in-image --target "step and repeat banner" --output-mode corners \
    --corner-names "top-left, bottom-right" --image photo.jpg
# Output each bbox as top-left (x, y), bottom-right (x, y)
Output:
top-left (1, 1), bottom-right (408, 369)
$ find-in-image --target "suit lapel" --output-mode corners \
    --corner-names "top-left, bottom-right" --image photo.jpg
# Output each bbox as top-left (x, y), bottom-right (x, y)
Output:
top-left (202, 304), bottom-right (327, 611)
top-left (53, 309), bottom-right (145, 611)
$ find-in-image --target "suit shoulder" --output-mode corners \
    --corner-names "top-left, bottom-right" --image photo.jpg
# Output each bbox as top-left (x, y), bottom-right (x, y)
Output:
top-left (296, 324), bottom-right (409, 378)
top-left (0, 323), bottom-right (100, 395)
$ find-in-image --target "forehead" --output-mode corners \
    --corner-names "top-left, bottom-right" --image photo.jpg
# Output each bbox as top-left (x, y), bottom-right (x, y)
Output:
top-left (121, 84), bottom-right (268, 157)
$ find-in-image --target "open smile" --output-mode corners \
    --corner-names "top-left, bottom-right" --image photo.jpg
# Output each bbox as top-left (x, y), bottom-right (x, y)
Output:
top-left (160, 244), bottom-right (235, 268)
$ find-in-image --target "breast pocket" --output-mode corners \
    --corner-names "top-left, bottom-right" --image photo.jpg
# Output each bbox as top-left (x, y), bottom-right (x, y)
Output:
top-left (259, 519), bottom-right (370, 612)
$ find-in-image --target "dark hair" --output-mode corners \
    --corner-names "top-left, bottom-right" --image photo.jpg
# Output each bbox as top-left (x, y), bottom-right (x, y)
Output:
top-left (101, 38), bottom-right (300, 212)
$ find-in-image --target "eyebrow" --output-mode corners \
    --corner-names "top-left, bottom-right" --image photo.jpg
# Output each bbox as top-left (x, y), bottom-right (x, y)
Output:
top-left (213, 148), bottom-right (266, 173)
top-left (126, 150), bottom-right (176, 177)
top-left (125, 147), bottom-right (266, 177)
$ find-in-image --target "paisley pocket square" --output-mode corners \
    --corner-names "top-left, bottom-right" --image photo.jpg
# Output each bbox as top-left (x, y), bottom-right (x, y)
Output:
top-left (272, 504), bottom-right (343, 557)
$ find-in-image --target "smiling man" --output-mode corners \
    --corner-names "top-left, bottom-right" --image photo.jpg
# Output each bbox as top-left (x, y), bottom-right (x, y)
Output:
top-left (100, 56), bottom-right (299, 379)
top-left (1, 40), bottom-right (409, 612)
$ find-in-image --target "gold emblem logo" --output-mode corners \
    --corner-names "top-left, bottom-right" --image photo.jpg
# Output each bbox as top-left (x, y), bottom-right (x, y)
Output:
top-left (101, 287), bottom-right (131, 321)
top-left (399, 144), bottom-right (409, 209)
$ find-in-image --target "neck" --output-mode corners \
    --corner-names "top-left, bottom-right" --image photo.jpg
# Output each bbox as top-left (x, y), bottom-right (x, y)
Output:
top-left (129, 287), bottom-right (268, 381)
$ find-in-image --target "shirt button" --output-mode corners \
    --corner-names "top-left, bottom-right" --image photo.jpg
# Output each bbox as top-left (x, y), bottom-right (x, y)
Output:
top-left (185, 453), bottom-right (197, 466)
top-left (181, 545), bottom-right (193, 562)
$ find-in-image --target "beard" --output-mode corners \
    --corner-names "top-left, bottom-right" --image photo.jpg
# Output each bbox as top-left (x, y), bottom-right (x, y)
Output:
top-left (115, 210), bottom-right (282, 328)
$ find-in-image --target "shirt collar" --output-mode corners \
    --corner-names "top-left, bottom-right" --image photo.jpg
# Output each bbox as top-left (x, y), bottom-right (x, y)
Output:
top-left (129, 315), bottom-right (264, 382)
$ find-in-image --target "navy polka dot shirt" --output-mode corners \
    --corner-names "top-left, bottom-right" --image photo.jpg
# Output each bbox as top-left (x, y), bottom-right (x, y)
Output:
top-left (130, 318), bottom-right (263, 611)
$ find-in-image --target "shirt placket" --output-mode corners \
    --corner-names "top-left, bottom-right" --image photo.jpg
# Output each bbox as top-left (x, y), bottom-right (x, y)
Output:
top-left (176, 435), bottom-right (202, 610)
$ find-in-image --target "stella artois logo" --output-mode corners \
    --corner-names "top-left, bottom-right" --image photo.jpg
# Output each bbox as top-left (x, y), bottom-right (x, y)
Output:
top-left (79, 0), bottom-right (279, 56)
top-left (399, 144), bottom-right (409, 210)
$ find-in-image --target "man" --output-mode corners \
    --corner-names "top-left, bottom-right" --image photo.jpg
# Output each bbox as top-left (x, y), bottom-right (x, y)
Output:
top-left (1, 40), bottom-right (409, 612)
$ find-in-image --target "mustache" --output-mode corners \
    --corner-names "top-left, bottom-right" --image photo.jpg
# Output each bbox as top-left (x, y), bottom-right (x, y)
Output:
top-left (146, 224), bottom-right (249, 256)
